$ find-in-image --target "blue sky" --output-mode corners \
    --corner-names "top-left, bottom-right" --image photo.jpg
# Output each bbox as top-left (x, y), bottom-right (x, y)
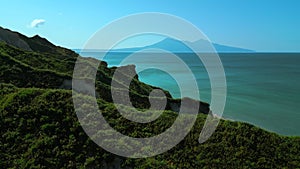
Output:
top-left (1, 0), bottom-right (299, 52)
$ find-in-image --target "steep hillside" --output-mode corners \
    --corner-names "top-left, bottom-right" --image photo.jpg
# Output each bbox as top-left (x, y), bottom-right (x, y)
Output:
top-left (0, 39), bottom-right (209, 113)
top-left (0, 26), bottom-right (78, 57)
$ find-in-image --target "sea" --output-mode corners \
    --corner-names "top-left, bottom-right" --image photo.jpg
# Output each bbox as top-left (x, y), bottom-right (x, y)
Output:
top-left (75, 50), bottom-right (300, 136)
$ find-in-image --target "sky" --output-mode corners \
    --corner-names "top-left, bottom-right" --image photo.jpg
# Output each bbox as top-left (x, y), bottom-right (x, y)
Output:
top-left (1, 0), bottom-right (300, 52)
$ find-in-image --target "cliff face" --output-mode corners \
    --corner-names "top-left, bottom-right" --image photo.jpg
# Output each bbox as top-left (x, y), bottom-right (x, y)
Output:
top-left (0, 27), bottom-right (210, 114)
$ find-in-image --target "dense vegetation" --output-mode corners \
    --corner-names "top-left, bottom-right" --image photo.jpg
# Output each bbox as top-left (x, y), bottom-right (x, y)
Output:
top-left (0, 27), bottom-right (300, 168)
top-left (1, 84), bottom-right (300, 168)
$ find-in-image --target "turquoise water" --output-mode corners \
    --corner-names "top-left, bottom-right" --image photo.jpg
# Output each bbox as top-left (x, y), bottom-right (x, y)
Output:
top-left (77, 50), bottom-right (300, 136)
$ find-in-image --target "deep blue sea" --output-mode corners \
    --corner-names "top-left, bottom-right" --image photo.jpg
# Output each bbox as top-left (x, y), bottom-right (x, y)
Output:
top-left (75, 50), bottom-right (300, 136)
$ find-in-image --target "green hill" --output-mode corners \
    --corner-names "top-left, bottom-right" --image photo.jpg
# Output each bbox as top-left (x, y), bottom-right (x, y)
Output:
top-left (0, 27), bottom-right (299, 168)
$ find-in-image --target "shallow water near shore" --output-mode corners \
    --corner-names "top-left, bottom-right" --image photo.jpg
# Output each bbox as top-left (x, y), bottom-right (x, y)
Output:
top-left (76, 50), bottom-right (300, 136)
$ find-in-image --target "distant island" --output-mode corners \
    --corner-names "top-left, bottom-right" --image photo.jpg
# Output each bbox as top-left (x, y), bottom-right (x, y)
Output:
top-left (95, 37), bottom-right (254, 53)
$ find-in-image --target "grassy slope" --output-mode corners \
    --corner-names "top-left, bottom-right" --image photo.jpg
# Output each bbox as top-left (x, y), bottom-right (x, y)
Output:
top-left (0, 41), bottom-right (208, 112)
top-left (1, 84), bottom-right (299, 168)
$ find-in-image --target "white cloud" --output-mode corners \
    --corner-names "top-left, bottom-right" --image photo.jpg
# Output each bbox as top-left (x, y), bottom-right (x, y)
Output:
top-left (30, 19), bottom-right (46, 28)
